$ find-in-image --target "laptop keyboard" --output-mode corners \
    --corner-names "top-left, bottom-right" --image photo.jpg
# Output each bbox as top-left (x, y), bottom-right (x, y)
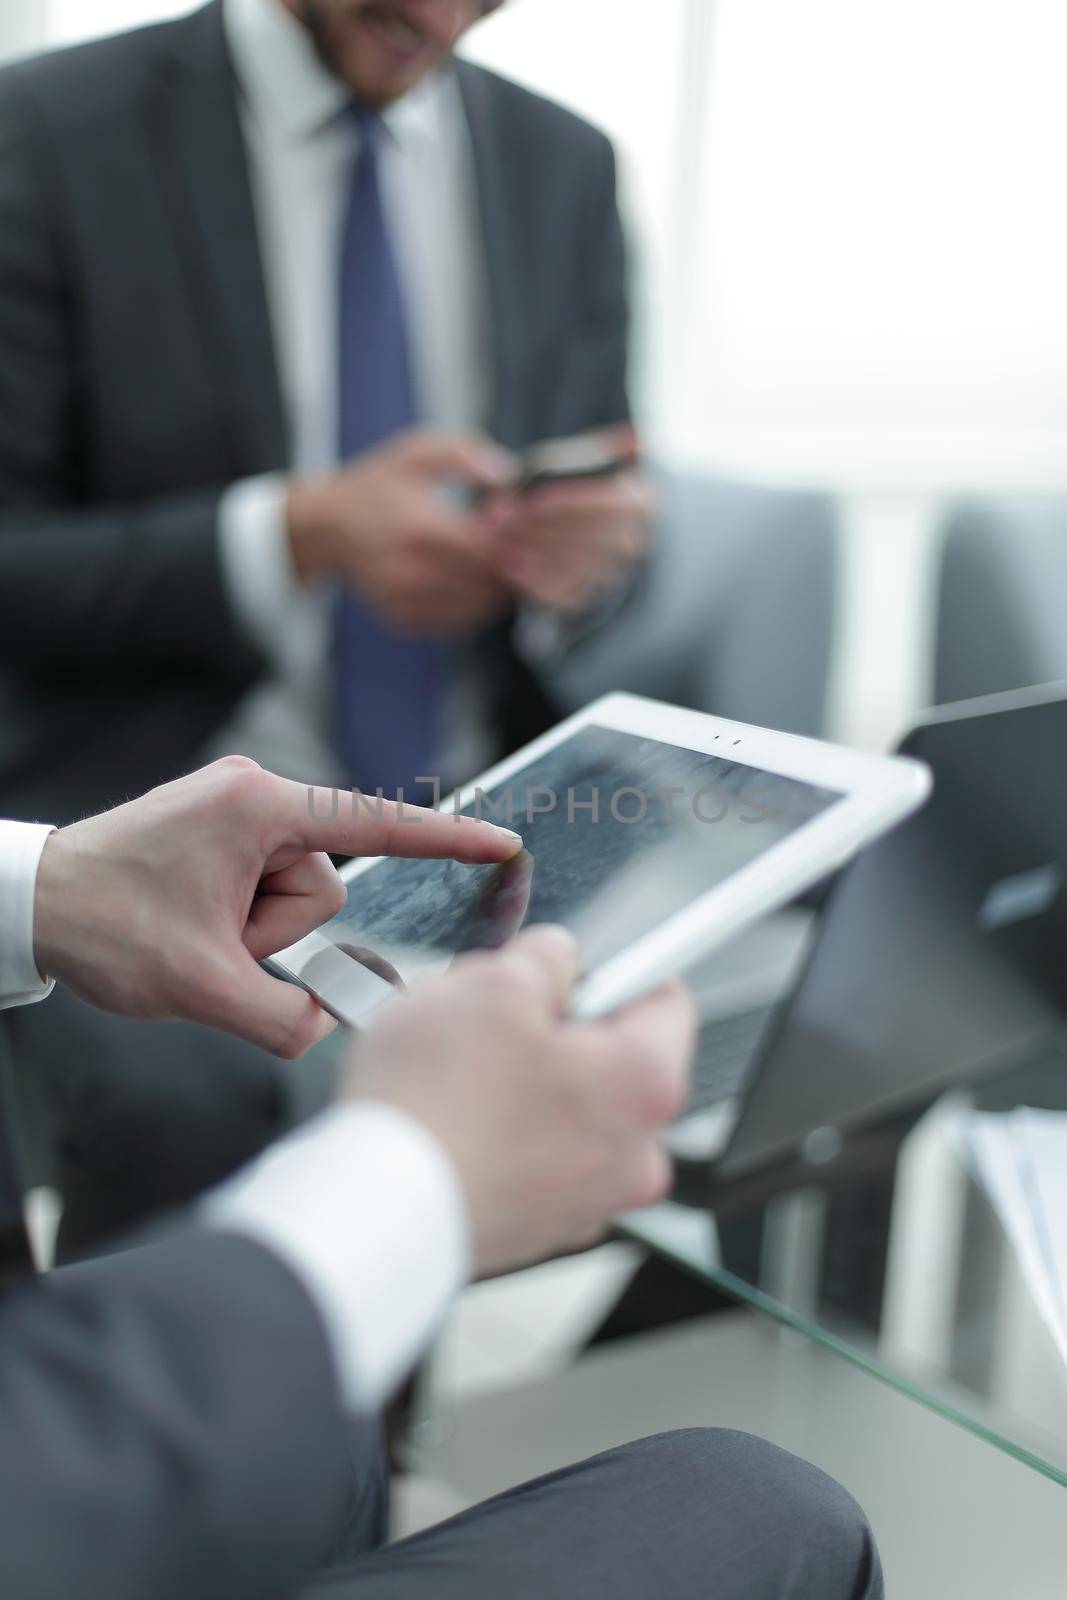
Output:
top-left (685, 1004), bottom-right (778, 1115)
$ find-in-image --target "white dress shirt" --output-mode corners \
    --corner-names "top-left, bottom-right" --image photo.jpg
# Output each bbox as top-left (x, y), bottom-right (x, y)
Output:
top-left (202, 1099), bottom-right (469, 1408)
top-left (0, 821), bottom-right (54, 1011)
top-left (211, 0), bottom-right (496, 787)
top-left (0, 822), bottom-right (470, 1411)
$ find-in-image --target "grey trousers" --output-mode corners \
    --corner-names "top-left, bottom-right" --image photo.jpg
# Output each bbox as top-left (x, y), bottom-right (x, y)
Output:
top-left (306, 1427), bottom-right (884, 1600)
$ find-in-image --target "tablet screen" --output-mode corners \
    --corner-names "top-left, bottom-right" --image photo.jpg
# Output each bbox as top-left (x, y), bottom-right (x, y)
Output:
top-left (295, 725), bottom-right (842, 995)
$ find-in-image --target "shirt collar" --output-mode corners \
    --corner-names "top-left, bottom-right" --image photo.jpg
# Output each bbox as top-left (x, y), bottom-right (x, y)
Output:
top-left (224, 0), bottom-right (455, 148)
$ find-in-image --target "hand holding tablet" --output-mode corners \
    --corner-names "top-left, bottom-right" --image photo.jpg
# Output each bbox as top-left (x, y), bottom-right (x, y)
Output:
top-left (344, 924), bottom-right (697, 1277)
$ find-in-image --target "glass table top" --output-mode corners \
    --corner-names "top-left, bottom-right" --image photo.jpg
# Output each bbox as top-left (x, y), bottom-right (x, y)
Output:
top-left (620, 1048), bottom-right (1067, 1487)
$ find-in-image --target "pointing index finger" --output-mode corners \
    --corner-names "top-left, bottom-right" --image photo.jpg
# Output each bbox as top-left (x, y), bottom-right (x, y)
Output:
top-left (291, 783), bottom-right (524, 865)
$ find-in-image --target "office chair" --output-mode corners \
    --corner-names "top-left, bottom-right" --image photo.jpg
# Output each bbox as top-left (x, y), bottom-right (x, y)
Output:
top-left (935, 496), bottom-right (1067, 705)
top-left (548, 470), bottom-right (838, 739)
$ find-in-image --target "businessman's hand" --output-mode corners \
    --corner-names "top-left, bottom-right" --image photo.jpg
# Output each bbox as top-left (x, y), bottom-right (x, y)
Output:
top-left (492, 435), bottom-right (653, 613)
top-left (32, 757), bottom-right (522, 1058)
top-left (287, 429), bottom-right (516, 634)
top-left (347, 926), bottom-right (697, 1276)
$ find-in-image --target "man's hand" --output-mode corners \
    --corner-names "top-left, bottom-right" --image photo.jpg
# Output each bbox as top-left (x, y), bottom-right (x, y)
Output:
top-left (492, 436), bottom-right (653, 613)
top-left (32, 757), bottom-right (521, 1059)
top-left (287, 428), bottom-right (516, 634)
top-left (346, 926), bottom-right (696, 1277)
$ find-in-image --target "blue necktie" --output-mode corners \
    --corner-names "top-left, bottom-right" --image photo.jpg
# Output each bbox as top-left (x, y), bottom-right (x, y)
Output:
top-left (334, 107), bottom-right (441, 801)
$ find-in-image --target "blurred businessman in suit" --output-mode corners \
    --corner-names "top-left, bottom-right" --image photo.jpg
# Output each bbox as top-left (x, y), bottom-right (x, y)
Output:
top-left (0, 0), bottom-right (650, 1251)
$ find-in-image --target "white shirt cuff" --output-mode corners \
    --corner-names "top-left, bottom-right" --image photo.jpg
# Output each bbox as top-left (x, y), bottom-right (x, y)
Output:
top-left (202, 1102), bottom-right (470, 1410)
top-left (0, 821), bottom-right (56, 1011)
top-left (217, 473), bottom-right (303, 666)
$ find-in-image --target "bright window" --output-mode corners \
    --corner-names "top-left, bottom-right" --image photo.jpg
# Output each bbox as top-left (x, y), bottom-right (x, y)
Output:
top-left (45, 0), bottom-right (198, 47)
top-left (690, 0), bottom-right (1067, 486)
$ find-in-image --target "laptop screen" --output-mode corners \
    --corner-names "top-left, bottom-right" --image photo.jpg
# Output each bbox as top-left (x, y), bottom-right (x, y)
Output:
top-left (718, 690), bottom-right (1067, 1179)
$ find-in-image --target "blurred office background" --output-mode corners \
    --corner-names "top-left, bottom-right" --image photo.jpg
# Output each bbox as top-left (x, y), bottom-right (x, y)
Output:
top-left (6, 5), bottom-right (1067, 1593)
top-left (7, 0), bottom-right (1067, 749)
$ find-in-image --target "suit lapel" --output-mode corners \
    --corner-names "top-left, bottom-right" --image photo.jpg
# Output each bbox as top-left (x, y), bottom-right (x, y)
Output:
top-left (147, 1), bottom-right (289, 475)
top-left (146, 37), bottom-right (520, 468)
top-left (454, 62), bottom-right (528, 450)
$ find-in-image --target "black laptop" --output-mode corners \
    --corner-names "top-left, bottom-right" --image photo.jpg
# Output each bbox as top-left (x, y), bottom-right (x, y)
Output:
top-left (668, 681), bottom-right (1067, 1197)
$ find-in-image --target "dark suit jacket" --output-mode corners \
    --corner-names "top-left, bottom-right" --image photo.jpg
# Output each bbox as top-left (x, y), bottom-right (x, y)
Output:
top-left (1, 1015), bottom-right (370, 1600)
top-left (0, 0), bottom-right (631, 824)
top-left (0, 1221), bottom-right (356, 1600)
top-left (0, 1025), bottom-right (34, 1288)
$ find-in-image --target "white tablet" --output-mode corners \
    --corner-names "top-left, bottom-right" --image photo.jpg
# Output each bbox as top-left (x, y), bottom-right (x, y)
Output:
top-left (266, 693), bottom-right (931, 1026)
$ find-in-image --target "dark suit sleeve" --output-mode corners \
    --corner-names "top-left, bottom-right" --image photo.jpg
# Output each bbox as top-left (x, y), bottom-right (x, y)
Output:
top-left (561, 135), bottom-right (631, 433)
top-left (0, 84), bottom-right (260, 679)
top-left (0, 1229), bottom-right (351, 1600)
top-left (534, 133), bottom-right (639, 658)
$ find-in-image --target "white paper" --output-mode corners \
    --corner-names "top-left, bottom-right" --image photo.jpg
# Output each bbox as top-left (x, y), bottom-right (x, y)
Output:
top-left (957, 1108), bottom-right (1067, 1369)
